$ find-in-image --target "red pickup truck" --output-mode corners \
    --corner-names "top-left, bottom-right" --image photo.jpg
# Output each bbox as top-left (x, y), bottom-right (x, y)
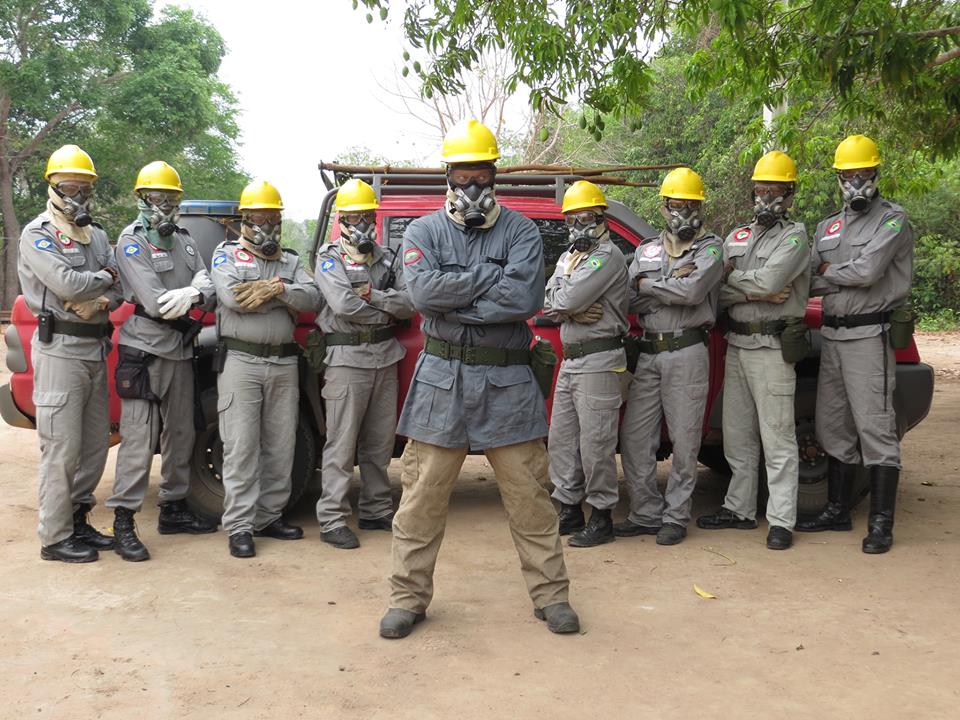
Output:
top-left (1, 171), bottom-right (935, 517)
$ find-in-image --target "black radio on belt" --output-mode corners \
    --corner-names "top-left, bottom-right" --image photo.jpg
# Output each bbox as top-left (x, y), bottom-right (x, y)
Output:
top-left (37, 288), bottom-right (53, 343)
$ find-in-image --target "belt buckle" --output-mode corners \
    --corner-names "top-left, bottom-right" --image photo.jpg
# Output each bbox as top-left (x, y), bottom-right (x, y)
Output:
top-left (462, 346), bottom-right (478, 364)
top-left (359, 330), bottom-right (372, 344)
top-left (434, 340), bottom-right (450, 360)
top-left (837, 316), bottom-right (848, 328)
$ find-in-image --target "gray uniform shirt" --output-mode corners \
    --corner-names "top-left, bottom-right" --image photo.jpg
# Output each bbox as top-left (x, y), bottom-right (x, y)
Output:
top-left (115, 222), bottom-right (216, 361)
top-left (211, 241), bottom-right (322, 365)
top-left (543, 239), bottom-right (629, 372)
top-left (396, 207), bottom-right (547, 449)
top-left (18, 214), bottom-right (121, 361)
top-left (313, 241), bottom-right (415, 368)
top-left (810, 198), bottom-right (914, 340)
top-left (720, 219), bottom-right (811, 350)
top-left (628, 231), bottom-right (724, 333)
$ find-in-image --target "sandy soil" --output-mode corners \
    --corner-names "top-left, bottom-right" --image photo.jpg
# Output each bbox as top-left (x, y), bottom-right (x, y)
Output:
top-left (1, 337), bottom-right (958, 719)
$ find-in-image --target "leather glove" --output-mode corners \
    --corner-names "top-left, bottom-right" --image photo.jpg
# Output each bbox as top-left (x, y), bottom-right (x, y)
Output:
top-left (233, 276), bottom-right (284, 310)
top-left (748, 287), bottom-right (791, 304)
top-left (157, 286), bottom-right (201, 319)
top-left (571, 302), bottom-right (603, 324)
top-left (65, 296), bottom-right (109, 320)
top-left (100, 266), bottom-right (119, 286)
top-left (352, 282), bottom-right (372, 299)
top-left (671, 264), bottom-right (695, 279)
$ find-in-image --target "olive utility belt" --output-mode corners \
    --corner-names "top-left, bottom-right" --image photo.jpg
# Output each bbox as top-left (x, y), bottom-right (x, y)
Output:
top-left (424, 336), bottom-right (531, 366)
top-left (324, 326), bottom-right (396, 346)
top-left (637, 327), bottom-right (709, 354)
top-left (222, 337), bottom-right (300, 359)
top-left (562, 336), bottom-right (624, 359)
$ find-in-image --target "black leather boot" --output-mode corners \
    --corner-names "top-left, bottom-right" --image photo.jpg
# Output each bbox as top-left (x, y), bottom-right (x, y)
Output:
top-left (862, 466), bottom-right (898, 554)
top-left (73, 503), bottom-right (115, 549)
top-left (796, 458), bottom-right (856, 532)
top-left (113, 507), bottom-right (150, 562)
top-left (157, 499), bottom-right (218, 535)
top-left (557, 503), bottom-right (585, 535)
top-left (568, 507), bottom-right (615, 547)
top-left (41, 535), bottom-right (99, 563)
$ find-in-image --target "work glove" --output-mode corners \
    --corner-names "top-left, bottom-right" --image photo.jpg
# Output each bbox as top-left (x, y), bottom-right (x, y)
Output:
top-left (157, 286), bottom-right (201, 319)
top-left (352, 282), bottom-right (372, 299)
top-left (671, 264), bottom-right (695, 279)
top-left (65, 296), bottom-right (109, 320)
top-left (748, 287), bottom-right (791, 304)
top-left (99, 266), bottom-right (119, 286)
top-left (571, 302), bottom-right (604, 324)
top-left (233, 276), bottom-right (284, 310)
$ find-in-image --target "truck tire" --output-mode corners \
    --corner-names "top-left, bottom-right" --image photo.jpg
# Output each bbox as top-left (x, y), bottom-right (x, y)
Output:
top-left (186, 410), bottom-right (318, 519)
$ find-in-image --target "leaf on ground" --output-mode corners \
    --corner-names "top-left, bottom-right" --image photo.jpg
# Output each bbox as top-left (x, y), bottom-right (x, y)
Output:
top-left (693, 584), bottom-right (717, 599)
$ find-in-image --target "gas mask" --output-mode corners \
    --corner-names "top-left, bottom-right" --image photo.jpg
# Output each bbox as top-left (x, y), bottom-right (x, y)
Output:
top-left (242, 211), bottom-right (282, 257)
top-left (140, 191), bottom-right (181, 237)
top-left (340, 211), bottom-right (377, 254)
top-left (839, 169), bottom-right (878, 213)
top-left (447, 164), bottom-right (497, 228)
top-left (51, 182), bottom-right (94, 227)
top-left (753, 183), bottom-right (793, 228)
top-left (566, 210), bottom-right (607, 253)
top-left (661, 199), bottom-right (702, 242)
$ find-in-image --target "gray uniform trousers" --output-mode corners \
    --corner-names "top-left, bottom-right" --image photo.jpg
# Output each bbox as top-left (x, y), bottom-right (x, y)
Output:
top-left (108, 357), bottom-right (194, 510)
top-left (619, 342), bottom-right (709, 527)
top-left (816, 335), bottom-right (899, 468)
top-left (316, 363), bottom-right (398, 532)
top-left (721, 346), bottom-right (799, 527)
top-left (548, 370), bottom-right (623, 511)
top-left (33, 351), bottom-right (111, 546)
top-left (218, 352), bottom-right (299, 535)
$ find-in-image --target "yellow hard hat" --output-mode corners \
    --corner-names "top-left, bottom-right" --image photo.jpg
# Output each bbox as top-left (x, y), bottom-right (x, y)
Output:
top-left (562, 180), bottom-right (608, 214)
top-left (659, 167), bottom-right (705, 201)
top-left (45, 144), bottom-right (98, 181)
top-left (833, 134), bottom-right (881, 170)
top-left (335, 178), bottom-right (379, 212)
top-left (752, 151), bottom-right (797, 183)
top-left (441, 118), bottom-right (501, 164)
top-left (134, 161), bottom-right (183, 193)
top-left (239, 180), bottom-right (284, 211)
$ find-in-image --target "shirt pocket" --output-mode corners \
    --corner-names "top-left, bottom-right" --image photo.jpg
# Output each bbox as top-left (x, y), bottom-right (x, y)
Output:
top-left (236, 265), bottom-right (260, 281)
top-left (725, 244), bottom-right (748, 263)
top-left (437, 242), bottom-right (467, 271)
top-left (485, 365), bottom-right (538, 427)
top-left (150, 252), bottom-right (175, 273)
top-left (414, 362), bottom-right (457, 430)
top-left (816, 234), bottom-right (841, 256)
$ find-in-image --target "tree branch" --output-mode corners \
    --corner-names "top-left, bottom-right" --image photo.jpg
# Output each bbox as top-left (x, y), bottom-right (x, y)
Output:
top-left (930, 46), bottom-right (960, 68)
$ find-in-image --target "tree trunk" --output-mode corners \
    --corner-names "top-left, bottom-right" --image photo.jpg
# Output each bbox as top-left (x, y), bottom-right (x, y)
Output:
top-left (0, 156), bottom-right (23, 311)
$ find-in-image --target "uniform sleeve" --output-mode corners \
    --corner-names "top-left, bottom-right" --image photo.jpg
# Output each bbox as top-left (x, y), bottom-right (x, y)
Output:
top-left (808, 227), bottom-right (838, 297)
top-left (542, 258), bottom-right (568, 320)
top-left (544, 252), bottom-right (620, 315)
top-left (20, 231), bottom-right (113, 302)
top-left (314, 253), bottom-right (393, 324)
top-left (625, 253), bottom-right (663, 315)
top-left (718, 283), bottom-right (748, 309)
top-left (402, 220), bottom-right (502, 314)
top-left (98, 236), bottom-right (125, 310)
top-left (116, 234), bottom-right (169, 316)
top-left (822, 211), bottom-right (911, 287)
top-left (638, 241), bottom-right (723, 307)
top-left (279, 263), bottom-right (323, 313)
top-left (191, 269), bottom-right (217, 312)
top-left (368, 251), bottom-right (416, 320)
top-left (726, 227), bottom-right (809, 296)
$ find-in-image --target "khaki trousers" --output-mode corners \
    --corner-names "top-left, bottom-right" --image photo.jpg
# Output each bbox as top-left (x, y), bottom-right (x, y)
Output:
top-left (389, 439), bottom-right (570, 612)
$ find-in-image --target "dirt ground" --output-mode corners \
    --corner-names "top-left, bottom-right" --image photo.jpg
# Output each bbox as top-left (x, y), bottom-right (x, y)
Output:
top-left (1, 335), bottom-right (958, 719)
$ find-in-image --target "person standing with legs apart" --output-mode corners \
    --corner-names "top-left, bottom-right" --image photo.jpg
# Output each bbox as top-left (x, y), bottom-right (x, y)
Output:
top-left (543, 181), bottom-right (629, 548)
top-left (379, 119), bottom-right (577, 639)
top-left (697, 151), bottom-right (810, 550)
top-left (18, 145), bottom-right (123, 562)
top-left (107, 161), bottom-right (218, 561)
top-left (616, 168), bottom-right (723, 546)
top-left (211, 180), bottom-right (322, 559)
top-left (314, 179), bottom-right (414, 550)
top-left (797, 135), bottom-right (914, 554)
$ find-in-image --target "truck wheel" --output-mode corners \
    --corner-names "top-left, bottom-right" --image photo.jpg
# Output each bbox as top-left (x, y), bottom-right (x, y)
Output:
top-left (795, 418), bottom-right (869, 514)
top-left (186, 411), bottom-right (318, 518)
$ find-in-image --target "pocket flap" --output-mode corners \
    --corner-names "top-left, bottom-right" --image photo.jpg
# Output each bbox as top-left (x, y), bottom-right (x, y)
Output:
top-left (767, 381), bottom-right (795, 397)
top-left (416, 363), bottom-right (456, 391)
top-left (487, 365), bottom-right (531, 388)
top-left (216, 392), bottom-right (233, 412)
top-left (33, 390), bottom-right (68, 408)
top-left (817, 234), bottom-right (841, 252)
top-left (585, 393), bottom-right (622, 411)
top-left (321, 383), bottom-right (347, 400)
top-left (725, 244), bottom-right (748, 258)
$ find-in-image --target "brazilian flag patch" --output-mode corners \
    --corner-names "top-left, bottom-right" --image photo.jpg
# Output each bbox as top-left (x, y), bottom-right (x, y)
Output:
top-left (885, 217), bottom-right (903, 232)
top-left (707, 246), bottom-right (721, 261)
top-left (589, 256), bottom-right (604, 269)
top-left (787, 235), bottom-right (803, 249)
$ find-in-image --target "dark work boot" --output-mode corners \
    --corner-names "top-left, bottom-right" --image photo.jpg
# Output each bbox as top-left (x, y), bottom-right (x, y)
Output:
top-left (613, 519), bottom-right (660, 537)
top-left (321, 526), bottom-right (360, 549)
top-left (379, 608), bottom-right (426, 639)
top-left (113, 507), bottom-right (150, 562)
top-left (557, 503), bottom-right (585, 536)
top-left (229, 532), bottom-right (256, 558)
top-left (358, 513), bottom-right (394, 531)
top-left (862, 466), bottom-right (899, 554)
top-left (568, 508), bottom-right (615, 548)
top-left (534, 602), bottom-right (581, 634)
top-left (157, 499), bottom-right (218, 535)
top-left (255, 518), bottom-right (304, 540)
top-left (73, 503), bottom-right (115, 549)
top-left (796, 458), bottom-right (855, 532)
top-left (696, 507), bottom-right (758, 530)
top-left (41, 535), bottom-right (99, 563)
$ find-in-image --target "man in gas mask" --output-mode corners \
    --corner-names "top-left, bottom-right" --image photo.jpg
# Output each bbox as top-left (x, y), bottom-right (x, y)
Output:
top-left (543, 181), bottom-right (628, 548)
top-left (616, 167), bottom-right (723, 546)
top-left (697, 151), bottom-right (810, 550)
top-left (211, 180), bottom-right (321, 558)
top-left (106, 161), bottom-right (218, 561)
top-left (313, 179), bottom-right (414, 549)
top-left (380, 119), bottom-right (577, 639)
top-left (18, 144), bottom-right (122, 562)
top-left (799, 135), bottom-right (914, 554)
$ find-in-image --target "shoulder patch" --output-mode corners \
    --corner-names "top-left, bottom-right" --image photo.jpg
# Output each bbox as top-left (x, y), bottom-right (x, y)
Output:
top-left (34, 238), bottom-right (55, 252)
top-left (786, 235), bottom-right (804, 249)
top-left (123, 243), bottom-right (141, 256)
top-left (706, 246), bottom-right (722, 261)
top-left (320, 258), bottom-right (336, 273)
top-left (885, 217), bottom-right (903, 232)
top-left (826, 219), bottom-right (843, 236)
top-left (235, 249), bottom-right (254, 263)
top-left (588, 256), bottom-right (604, 270)
top-left (54, 230), bottom-right (74, 248)
top-left (212, 253), bottom-right (227, 268)
top-left (403, 247), bottom-right (423, 265)
top-left (641, 243), bottom-right (662, 259)
top-left (731, 228), bottom-right (751, 244)
top-left (184, 244), bottom-right (196, 256)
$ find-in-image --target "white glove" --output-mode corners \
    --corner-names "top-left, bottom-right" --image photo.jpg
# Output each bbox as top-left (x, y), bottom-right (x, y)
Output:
top-left (157, 286), bottom-right (200, 319)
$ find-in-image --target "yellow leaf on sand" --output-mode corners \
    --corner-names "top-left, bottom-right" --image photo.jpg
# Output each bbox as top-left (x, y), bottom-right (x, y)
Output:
top-left (694, 584), bottom-right (717, 599)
